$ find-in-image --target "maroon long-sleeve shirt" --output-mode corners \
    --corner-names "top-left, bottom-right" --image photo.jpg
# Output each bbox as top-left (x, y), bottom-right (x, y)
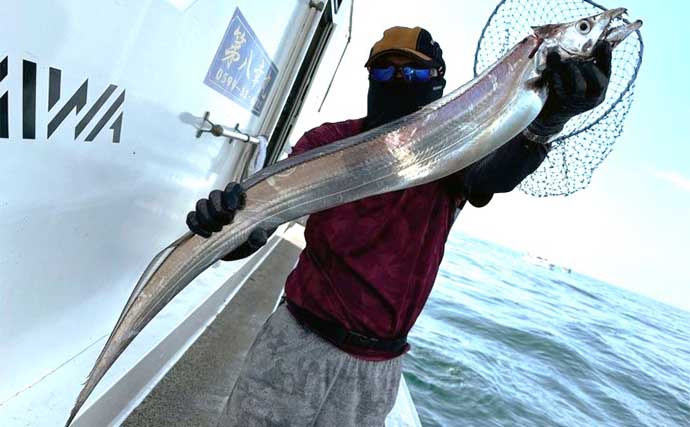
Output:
top-left (283, 118), bottom-right (466, 360)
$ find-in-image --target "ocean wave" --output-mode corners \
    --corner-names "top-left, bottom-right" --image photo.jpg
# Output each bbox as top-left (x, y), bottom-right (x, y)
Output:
top-left (404, 234), bottom-right (690, 427)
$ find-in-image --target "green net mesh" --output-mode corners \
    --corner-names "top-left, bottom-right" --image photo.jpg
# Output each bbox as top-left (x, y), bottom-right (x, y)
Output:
top-left (473, 0), bottom-right (644, 197)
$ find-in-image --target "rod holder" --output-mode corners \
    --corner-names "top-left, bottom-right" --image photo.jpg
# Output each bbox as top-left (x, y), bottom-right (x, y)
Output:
top-left (196, 111), bottom-right (261, 145)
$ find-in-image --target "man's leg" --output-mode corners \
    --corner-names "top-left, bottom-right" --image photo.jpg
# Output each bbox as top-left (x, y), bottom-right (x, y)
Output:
top-left (313, 353), bottom-right (402, 427)
top-left (217, 304), bottom-right (342, 426)
top-left (217, 304), bottom-right (403, 426)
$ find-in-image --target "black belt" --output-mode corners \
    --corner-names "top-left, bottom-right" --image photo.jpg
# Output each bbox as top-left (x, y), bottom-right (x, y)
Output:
top-left (284, 298), bottom-right (407, 354)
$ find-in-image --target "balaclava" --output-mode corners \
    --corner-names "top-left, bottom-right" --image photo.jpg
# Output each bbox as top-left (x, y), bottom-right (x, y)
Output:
top-left (363, 27), bottom-right (446, 130)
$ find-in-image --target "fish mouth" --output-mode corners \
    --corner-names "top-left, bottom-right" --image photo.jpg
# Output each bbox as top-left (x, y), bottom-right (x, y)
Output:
top-left (601, 8), bottom-right (643, 48)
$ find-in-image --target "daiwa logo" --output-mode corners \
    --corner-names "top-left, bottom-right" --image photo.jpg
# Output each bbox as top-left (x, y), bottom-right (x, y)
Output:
top-left (0, 56), bottom-right (125, 143)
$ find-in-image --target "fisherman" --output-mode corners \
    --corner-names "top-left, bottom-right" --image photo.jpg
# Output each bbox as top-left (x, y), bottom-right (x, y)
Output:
top-left (187, 26), bottom-right (612, 426)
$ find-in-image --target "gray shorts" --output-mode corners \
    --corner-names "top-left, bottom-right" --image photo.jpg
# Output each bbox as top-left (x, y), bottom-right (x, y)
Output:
top-left (216, 304), bottom-right (403, 427)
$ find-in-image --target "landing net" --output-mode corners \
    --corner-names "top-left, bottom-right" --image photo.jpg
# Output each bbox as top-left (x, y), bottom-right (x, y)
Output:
top-left (474, 0), bottom-right (644, 197)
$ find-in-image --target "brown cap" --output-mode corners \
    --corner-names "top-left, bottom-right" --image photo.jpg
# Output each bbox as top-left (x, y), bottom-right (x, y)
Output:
top-left (365, 26), bottom-right (444, 72)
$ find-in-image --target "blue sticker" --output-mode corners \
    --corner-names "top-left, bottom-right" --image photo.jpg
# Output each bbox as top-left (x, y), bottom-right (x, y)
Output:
top-left (204, 8), bottom-right (279, 116)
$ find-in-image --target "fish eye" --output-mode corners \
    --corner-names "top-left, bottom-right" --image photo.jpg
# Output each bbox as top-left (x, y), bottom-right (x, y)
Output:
top-left (577, 19), bottom-right (592, 34)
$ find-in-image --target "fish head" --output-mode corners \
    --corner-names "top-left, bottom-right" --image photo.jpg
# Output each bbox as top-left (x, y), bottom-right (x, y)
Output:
top-left (532, 8), bottom-right (642, 69)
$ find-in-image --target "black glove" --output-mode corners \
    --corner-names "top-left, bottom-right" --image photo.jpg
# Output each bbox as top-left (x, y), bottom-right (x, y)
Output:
top-left (528, 41), bottom-right (612, 137)
top-left (186, 182), bottom-right (271, 260)
top-left (221, 228), bottom-right (272, 261)
top-left (187, 182), bottom-right (246, 238)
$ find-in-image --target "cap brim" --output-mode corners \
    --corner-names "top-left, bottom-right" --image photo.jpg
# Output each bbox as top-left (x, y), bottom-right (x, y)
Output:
top-left (365, 48), bottom-right (434, 67)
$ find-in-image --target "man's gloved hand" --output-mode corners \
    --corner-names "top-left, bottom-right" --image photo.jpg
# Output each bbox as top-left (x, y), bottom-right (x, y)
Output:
top-left (186, 182), bottom-right (270, 260)
top-left (187, 182), bottom-right (246, 238)
top-left (528, 41), bottom-right (612, 138)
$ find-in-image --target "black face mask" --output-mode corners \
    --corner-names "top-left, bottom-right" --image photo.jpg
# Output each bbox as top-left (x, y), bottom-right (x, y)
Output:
top-left (363, 77), bottom-right (446, 131)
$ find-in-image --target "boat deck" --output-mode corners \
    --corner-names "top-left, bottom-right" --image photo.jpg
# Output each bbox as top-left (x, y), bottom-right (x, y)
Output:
top-left (121, 223), bottom-right (421, 426)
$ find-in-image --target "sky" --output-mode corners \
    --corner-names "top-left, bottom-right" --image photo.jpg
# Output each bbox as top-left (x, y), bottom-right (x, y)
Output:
top-left (293, 0), bottom-right (690, 311)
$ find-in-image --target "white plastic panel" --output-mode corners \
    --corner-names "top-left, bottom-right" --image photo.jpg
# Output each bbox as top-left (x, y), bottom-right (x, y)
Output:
top-left (0, 0), bottom-right (318, 424)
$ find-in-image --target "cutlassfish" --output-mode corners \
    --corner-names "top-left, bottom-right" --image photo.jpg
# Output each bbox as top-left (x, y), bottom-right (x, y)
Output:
top-left (66, 8), bottom-right (641, 425)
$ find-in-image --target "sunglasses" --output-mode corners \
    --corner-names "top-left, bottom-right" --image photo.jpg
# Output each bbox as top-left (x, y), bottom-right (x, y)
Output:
top-left (369, 65), bottom-right (439, 82)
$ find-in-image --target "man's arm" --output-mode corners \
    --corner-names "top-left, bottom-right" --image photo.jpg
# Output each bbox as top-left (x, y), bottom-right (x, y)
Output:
top-left (218, 132), bottom-right (321, 260)
top-left (454, 134), bottom-right (550, 207)
top-left (220, 227), bottom-right (274, 261)
top-left (451, 41), bottom-right (612, 207)
top-left (188, 130), bottom-right (321, 260)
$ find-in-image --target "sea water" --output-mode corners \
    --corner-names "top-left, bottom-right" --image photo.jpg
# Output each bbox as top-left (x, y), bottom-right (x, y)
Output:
top-left (403, 233), bottom-right (690, 427)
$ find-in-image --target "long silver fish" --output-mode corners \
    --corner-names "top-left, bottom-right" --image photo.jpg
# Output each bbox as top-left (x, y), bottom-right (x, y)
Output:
top-left (66, 8), bottom-right (641, 426)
